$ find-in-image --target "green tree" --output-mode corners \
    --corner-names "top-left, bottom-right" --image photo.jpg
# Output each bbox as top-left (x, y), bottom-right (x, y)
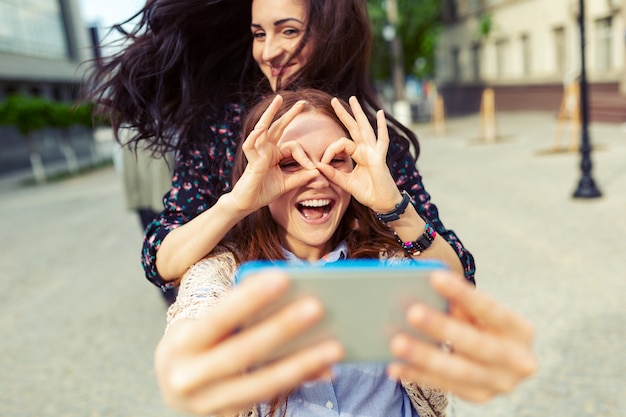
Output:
top-left (367, 0), bottom-right (442, 81)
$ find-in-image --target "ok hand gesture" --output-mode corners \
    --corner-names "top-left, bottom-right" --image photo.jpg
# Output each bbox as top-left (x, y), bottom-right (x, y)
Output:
top-left (229, 95), bottom-right (321, 214)
top-left (316, 96), bottom-right (403, 213)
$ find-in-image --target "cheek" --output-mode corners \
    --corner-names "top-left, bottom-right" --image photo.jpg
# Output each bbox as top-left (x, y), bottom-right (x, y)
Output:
top-left (299, 41), bottom-right (314, 64)
top-left (268, 197), bottom-right (290, 224)
top-left (252, 43), bottom-right (263, 65)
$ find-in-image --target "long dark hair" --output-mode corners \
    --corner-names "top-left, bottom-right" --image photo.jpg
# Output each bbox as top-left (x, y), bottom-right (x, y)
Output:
top-left (226, 89), bottom-right (402, 264)
top-left (83, 0), bottom-right (260, 155)
top-left (83, 0), bottom-right (420, 162)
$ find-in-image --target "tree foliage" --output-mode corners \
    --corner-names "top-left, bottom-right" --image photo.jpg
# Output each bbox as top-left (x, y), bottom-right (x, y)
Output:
top-left (367, 0), bottom-right (442, 81)
top-left (0, 95), bottom-right (104, 136)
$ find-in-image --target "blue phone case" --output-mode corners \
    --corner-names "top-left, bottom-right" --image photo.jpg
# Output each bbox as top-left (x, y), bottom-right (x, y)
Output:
top-left (234, 258), bottom-right (448, 363)
top-left (234, 258), bottom-right (447, 284)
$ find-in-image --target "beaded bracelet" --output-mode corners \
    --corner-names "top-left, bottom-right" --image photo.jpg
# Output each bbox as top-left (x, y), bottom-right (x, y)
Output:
top-left (390, 222), bottom-right (437, 256)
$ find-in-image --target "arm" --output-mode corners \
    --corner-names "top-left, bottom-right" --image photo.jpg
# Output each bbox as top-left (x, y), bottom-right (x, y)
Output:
top-left (156, 256), bottom-right (343, 416)
top-left (319, 97), bottom-right (466, 278)
top-left (146, 97), bottom-right (319, 282)
top-left (388, 138), bottom-right (476, 284)
top-left (141, 143), bottom-right (233, 289)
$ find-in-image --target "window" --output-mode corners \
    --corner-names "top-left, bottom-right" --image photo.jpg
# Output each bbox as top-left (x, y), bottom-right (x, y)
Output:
top-left (452, 46), bottom-right (461, 81)
top-left (595, 16), bottom-right (612, 72)
top-left (471, 42), bottom-right (481, 81)
top-left (0, 0), bottom-right (68, 58)
top-left (495, 38), bottom-right (509, 78)
top-left (520, 33), bottom-right (531, 76)
top-left (553, 27), bottom-right (566, 75)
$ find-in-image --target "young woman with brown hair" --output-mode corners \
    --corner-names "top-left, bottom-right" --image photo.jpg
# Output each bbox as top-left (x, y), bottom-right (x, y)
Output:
top-left (155, 90), bottom-right (536, 417)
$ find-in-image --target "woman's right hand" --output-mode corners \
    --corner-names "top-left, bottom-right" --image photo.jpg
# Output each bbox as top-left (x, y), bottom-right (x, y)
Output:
top-left (228, 95), bottom-right (320, 214)
top-left (155, 271), bottom-right (344, 416)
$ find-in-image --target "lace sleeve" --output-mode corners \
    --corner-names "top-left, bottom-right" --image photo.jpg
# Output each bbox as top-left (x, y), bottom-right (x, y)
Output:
top-left (165, 247), bottom-right (238, 329)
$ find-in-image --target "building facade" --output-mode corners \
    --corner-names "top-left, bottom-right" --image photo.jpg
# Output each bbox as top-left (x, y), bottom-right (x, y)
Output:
top-left (436, 0), bottom-right (626, 122)
top-left (0, 0), bottom-right (92, 102)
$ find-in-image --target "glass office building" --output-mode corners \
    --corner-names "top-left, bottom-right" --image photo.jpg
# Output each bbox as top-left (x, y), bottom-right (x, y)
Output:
top-left (0, 0), bottom-right (91, 101)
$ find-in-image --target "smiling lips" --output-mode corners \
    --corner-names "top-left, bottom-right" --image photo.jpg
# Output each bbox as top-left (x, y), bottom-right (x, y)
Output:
top-left (270, 62), bottom-right (295, 77)
top-left (297, 198), bottom-right (333, 221)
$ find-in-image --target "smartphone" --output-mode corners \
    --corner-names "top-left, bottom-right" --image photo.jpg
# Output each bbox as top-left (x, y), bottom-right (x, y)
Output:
top-left (234, 259), bottom-right (448, 363)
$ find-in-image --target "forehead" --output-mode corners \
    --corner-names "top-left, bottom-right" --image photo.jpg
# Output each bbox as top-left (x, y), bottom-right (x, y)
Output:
top-left (278, 112), bottom-right (346, 150)
top-left (251, 0), bottom-right (306, 20)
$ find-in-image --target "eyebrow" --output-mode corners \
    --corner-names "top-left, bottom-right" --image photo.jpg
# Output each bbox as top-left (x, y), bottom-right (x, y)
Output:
top-left (250, 18), bottom-right (305, 29)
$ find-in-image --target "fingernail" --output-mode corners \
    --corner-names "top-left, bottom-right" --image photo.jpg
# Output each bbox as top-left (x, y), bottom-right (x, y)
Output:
top-left (390, 334), bottom-right (411, 356)
top-left (408, 304), bottom-right (427, 322)
top-left (322, 340), bottom-right (344, 363)
top-left (299, 298), bottom-right (323, 320)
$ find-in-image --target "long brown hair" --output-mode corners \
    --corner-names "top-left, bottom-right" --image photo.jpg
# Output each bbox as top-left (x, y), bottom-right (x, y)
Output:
top-left (224, 89), bottom-right (404, 416)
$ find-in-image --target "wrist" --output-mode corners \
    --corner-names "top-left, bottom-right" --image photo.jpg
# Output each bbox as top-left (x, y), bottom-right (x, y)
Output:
top-left (375, 190), bottom-right (410, 223)
top-left (217, 192), bottom-right (254, 219)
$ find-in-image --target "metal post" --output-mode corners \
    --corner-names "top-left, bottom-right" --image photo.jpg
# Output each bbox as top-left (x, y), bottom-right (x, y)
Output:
top-left (573, 0), bottom-right (602, 198)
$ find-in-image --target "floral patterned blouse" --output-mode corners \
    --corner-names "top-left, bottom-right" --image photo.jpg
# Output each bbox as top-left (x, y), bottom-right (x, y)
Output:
top-left (142, 104), bottom-right (476, 291)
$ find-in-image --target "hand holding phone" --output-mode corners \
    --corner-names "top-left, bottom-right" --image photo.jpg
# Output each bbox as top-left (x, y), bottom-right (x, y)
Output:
top-left (235, 259), bottom-right (448, 363)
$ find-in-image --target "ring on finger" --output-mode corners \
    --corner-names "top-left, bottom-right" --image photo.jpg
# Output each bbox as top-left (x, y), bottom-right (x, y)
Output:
top-left (440, 340), bottom-right (454, 354)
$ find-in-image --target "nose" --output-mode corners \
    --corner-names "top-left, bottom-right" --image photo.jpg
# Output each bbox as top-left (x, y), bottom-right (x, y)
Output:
top-left (262, 35), bottom-right (285, 63)
top-left (307, 171), bottom-right (330, 189)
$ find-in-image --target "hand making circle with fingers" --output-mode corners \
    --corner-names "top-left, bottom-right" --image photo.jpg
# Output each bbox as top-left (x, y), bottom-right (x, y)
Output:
top-left (316, 96), bottom-right (403, 213)
top-left (229, 95), bottom-right (320, 213)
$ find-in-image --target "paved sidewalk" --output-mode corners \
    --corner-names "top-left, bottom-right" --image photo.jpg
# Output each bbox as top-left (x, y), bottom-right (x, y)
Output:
top-left (0, 112), bottom-right (624, 416)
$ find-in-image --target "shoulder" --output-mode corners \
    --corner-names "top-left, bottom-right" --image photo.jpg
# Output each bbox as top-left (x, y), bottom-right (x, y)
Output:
top-left (402, 381), bottom-right (448, 417)
top-left (166, 247), bottom-right (239, 327)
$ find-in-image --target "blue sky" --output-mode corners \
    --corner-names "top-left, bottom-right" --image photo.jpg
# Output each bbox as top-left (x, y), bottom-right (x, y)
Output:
top-left (79, 0), bottom-right (145, 29)
top-left (79, 0), bottom-right (146, 49)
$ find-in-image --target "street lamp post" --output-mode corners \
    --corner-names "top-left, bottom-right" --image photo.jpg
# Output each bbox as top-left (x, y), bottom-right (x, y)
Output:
top-left (573, 0), bottom-right (602, 198)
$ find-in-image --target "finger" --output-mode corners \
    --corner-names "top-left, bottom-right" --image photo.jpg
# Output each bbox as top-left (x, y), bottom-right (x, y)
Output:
top-left (188, 340), bottom-right (343, 416)
top-left (387, 356), bottom-right (503, 403)
top-left (280, 141), bottom-right (315, 170)
top-left (375, 109), bottom-right (390, 153)
top-left (283, 169), bottom-right (322, 191)
top-left (177, 270), bottom-right (291, 351)
top-left (254, 95), bottom-right (283, 132)
top-left (200, 295), bottom-right (328, 377)
top-left (268, 100), bottom-right (306, 145)
top-left (431, 271), bottom-right (535, 343)
top-left (315, 162), bottom-right (350, 191)
top-left (388, 335), bottom-right (527, 402)
top-left (331, 97), bottom-right (362, 143)
top-left (403, 302), bottom-right (537, 374)
top-left (320, 138), bottom-right (357, 164)
top-left (348, 96), bottom-right (378, 146)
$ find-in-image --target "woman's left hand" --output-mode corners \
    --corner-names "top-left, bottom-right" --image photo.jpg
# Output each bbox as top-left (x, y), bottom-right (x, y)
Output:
top-left (316, 96), bottom-right (403, 213)
top-left (387, 270), bottom-right (537, 402)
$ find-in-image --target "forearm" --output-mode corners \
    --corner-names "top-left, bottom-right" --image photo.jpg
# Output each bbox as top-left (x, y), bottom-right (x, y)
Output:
top-left (389, 144), bottom-right (476, 283)
top-left (155, 193), bottom-right (250, 280)
top-left (386, 203), bottom-right (464, 277)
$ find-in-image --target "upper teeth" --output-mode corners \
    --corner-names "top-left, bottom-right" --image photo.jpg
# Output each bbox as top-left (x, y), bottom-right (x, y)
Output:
top-left (300, 199), bottom-right (331, 207)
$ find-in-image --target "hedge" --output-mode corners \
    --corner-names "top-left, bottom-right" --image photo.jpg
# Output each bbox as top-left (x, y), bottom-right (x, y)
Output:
top-left (0, 95), bottom-right (105, 135)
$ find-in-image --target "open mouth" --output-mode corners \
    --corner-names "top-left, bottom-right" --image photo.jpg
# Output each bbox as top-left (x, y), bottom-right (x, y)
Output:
top-left (271, 63), bottom-right (295, 77)
top-left (297, 198), bottom-right (334, 221)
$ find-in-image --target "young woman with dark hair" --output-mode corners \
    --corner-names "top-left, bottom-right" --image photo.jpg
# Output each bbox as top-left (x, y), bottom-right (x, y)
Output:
top-left (156, 90), bottom-right (536, 417)
top-left (85, 0), bottom-right (475, 292)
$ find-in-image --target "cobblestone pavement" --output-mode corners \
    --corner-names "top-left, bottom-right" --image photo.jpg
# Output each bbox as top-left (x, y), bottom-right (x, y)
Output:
top-left (0, 112), bottom-right (624, 417)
